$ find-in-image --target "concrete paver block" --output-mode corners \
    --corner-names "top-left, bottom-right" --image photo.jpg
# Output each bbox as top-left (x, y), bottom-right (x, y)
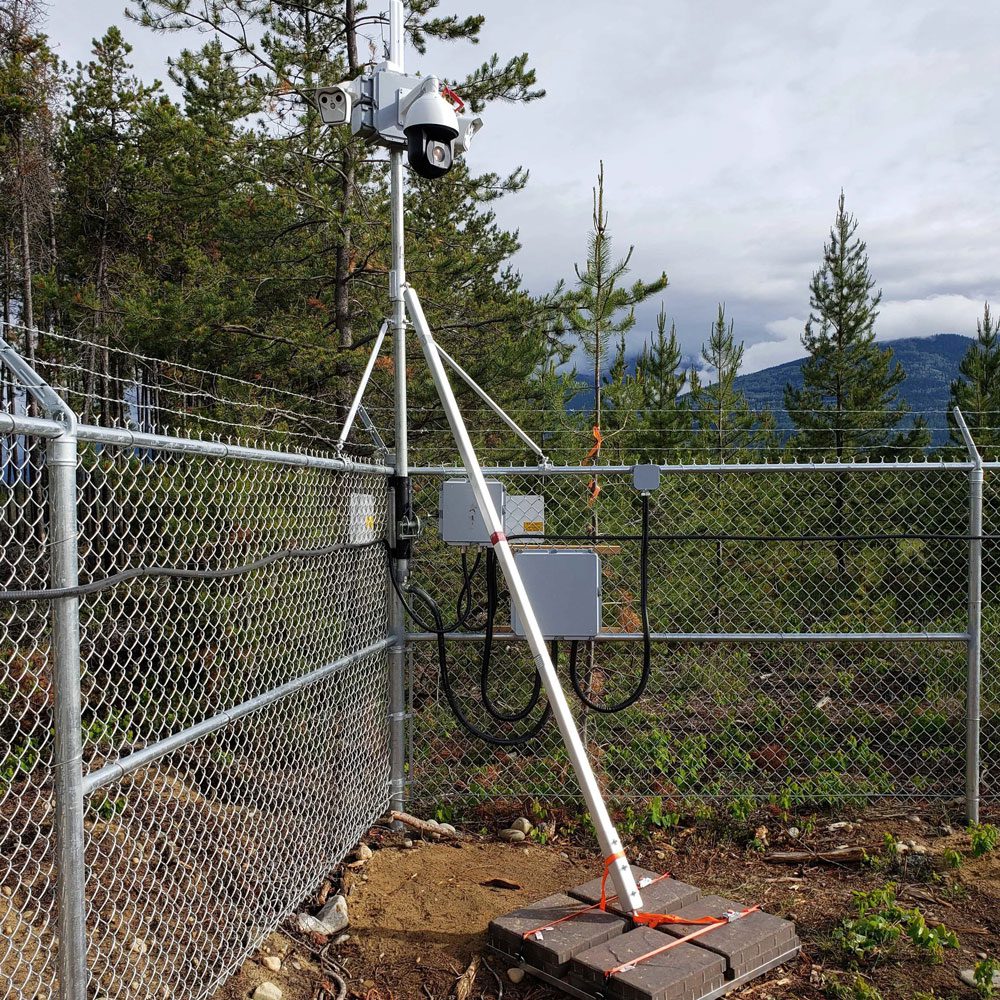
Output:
top-left (569, 868), bottom-right (701, 918)
top-left (569, 927), bottom-right (727, 1000)
top-left (488, 892), bottom-right (626, 977)
top-left (655, 895), bottom-right (800, 979)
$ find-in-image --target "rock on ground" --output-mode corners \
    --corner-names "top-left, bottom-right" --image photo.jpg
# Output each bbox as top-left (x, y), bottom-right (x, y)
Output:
top-left (295, 894), bottom-right (349, 936)
top-left (253, 984), bottom-right (283, 1000)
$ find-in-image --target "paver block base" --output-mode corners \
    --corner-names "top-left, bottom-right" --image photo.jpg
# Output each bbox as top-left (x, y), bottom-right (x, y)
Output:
top-left (488, 878), bottom-right (800, 1000)
top-left (569, 927), bottom-right (727, 1000)
top-left (657, 895), bottom-right (800, 980)
top-left (488, 892), bottom-right (626, 977)
top-left (569, 868), bottom-right (702, 918)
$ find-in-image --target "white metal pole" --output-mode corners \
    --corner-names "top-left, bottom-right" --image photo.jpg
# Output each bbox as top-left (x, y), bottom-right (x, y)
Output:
top-left (435, 343), bottom-right (547, 463)
top-left (404, 285), bottom-right (643, 914)
top-left (954, 407), bottom-right (982, 824)
top-left (337, 320), bottom-right (389, 451)
top-left (387, 0), bottom-right (408, 817)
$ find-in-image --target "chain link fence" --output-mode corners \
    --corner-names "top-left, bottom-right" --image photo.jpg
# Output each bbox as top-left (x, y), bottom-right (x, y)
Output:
top-left (406, 463), bottom-right (992, 816)
top-left (0, 329), bottom-right (393, 1000)
top-left (3, 318), bottom-right (999, 999)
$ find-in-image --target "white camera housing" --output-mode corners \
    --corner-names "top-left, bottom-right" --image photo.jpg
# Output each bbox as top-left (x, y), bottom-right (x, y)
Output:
top-left (317, 84), bottom-right (353, 126)
top-left (317, 69), bottom-right (483, 180)
top-left (402, 86), bottom-right (460, 179)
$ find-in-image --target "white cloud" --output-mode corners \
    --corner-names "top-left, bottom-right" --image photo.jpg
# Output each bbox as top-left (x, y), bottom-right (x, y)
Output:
top-left (50, 0), bottom-right (1000, 378)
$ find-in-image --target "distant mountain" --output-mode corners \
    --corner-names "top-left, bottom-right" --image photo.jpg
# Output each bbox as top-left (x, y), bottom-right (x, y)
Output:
top-left (570, 334), bottom-right (972, 445)
top-left (732, 335), bottom-right (971, 434)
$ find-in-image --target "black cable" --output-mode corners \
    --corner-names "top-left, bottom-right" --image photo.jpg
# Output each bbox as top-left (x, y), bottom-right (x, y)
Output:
top-left (0, 539), bottom-right (384, 602)
top-left (407, 582), bottom-right (551, 746)
top-left (507, 531), bottom-right (990, 543)
top-left (479, 548), bottom-right (544, 723)
top-left (453, 549), bottom-right (482, 630)
top-left (568, 493), bottom-right (652, 713)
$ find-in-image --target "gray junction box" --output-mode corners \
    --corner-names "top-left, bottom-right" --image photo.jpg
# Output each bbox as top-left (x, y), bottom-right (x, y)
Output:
top-left (439, 478), bottom-right (506, 545)
top-left (510, 549), bottom-right (602, 640)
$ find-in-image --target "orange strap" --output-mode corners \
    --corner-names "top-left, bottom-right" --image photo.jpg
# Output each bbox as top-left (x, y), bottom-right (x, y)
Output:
top-left (521, 855), bottom-right (671, 941)
top-left (604, 906), bottom-right (761, 979)
top-left (599, 850), bottom-right (626, 910)
top-left (582, 424), bottom-right (603, 464)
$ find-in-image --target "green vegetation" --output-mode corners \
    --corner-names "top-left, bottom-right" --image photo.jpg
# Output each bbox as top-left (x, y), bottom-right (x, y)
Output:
top-left (833, 885), bottom-right (958, 965)
top-left (975, 958), bottom-right (999, 999)
top-left (969, 822), bottom-right (999, 858)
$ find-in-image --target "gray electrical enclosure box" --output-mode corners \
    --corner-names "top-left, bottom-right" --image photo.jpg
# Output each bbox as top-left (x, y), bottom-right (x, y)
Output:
top-left (439, 478), bottom-right (505, 545)
top-left (633, 464), bottom-right (661, 492)
top-left (505, 494), bottom-right (545, 541)
top-left (510, 549), bottom-right (601, 640)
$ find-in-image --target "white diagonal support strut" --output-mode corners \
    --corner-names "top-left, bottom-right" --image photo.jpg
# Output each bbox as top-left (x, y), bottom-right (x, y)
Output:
top-left (434, 342), bottom-right (548, 463)
top-left (403, 284), bottom-right (643, 915)
top-left (338, 319), bottom-right (390, 452)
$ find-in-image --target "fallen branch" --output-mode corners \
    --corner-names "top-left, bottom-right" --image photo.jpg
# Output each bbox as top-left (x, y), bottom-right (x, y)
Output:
top-left (765, 846), bottom-right (866, 865)
top-left (389, 810), bottom-right (471, 840)
top-left (454, 956), bottom-right (480, 1000)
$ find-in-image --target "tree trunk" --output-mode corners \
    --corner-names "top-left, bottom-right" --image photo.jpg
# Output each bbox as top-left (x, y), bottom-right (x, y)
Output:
top-left (334, 0), bottom-right (360, 351)
top-left (16, 133), bottom-right (35, 359)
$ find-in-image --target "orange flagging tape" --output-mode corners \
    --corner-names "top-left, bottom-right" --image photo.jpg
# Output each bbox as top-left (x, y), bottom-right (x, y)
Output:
top-left (603, 906), bottom-right (761, 979)
top-left (582, 425), bottom-right (603, 505)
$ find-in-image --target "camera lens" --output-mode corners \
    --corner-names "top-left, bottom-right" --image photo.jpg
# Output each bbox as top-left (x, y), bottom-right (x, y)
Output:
top-left (431, 144), bottom-right (446, 164)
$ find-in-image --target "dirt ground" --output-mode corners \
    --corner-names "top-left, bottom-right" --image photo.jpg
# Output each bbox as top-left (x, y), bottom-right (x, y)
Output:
top-left (215, 806), bottom-right (1000, 1000)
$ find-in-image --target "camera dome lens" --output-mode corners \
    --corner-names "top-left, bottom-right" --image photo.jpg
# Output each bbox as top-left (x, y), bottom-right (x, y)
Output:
top-left (431, 144), bottom-right (446, 164)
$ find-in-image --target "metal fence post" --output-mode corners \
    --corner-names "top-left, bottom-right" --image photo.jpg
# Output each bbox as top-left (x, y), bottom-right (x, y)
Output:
top-left (387, 0), bottom-right (409, 819)
top-left (954, 407), bottom-right (983, 824)
top-left (48, 423), bottom-right (88, 999)
top-left (387, 474), bottom-right (407, 815)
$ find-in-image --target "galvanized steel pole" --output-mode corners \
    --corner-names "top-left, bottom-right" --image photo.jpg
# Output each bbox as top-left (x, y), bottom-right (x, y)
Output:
top-left (954, 407), bottom-right (983, 824)
top-left (49, 425), bottom-right (88, 1000)
top-left (387, 0), bottom-right (409, 817)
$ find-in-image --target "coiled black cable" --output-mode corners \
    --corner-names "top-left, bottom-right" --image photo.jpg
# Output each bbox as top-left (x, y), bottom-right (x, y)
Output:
top-left (479, 548), bottom-right (545, 723)
top-left (408, 583), bottom-right (552, 745)
top-left (387, 549), bottom-right (551, 745)
top-left (568, 493), bottom-right (652, 713)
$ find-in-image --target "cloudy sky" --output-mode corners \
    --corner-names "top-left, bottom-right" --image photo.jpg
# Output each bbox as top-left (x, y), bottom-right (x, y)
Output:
top-left (50, 0), bottom-right (1000, 374)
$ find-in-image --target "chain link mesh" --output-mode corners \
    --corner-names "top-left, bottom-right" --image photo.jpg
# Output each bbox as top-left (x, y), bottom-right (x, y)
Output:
top-left (1, 414), bottom-right (391, 998)
top-left (407, 467), bottom-right (978, 813)
top-left (1, 433), bottom-right (58, 1000)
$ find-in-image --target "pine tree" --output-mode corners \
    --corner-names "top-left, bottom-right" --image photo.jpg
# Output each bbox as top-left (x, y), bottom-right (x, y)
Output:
top-left (949, 302), bottom-right (1000, 459)
top-left (692, 304), bottom-right (772, 463)
top-left (0, 0), bottom-right (61, 353)
top-left (568, 162), bottom-right (668, 455)
top-left (785, 191), bottom-right (925, 459)
top-left (635, 305), bottom-right (691, 462)
top-left (57, 27), bottom-right (162, 422)
top-left (786, 192), bottom-right (927, 577)
top-left (600, 334), bottom-right (645, 462)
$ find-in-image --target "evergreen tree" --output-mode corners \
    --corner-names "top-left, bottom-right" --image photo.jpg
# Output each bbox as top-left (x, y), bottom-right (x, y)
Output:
top-left (786, 192), bottom-right (927, 577)
top-left (635, 305), bottom-right (691, 462)
top-left (600, 334), bottom-right (645, 462)
top-left (949, 302), bottom-right (1000, 459)
top-left (692, 304), bottom-right (772, 463)
top-left (0, 0), bottom-right (61, 351)
top-left (567, 161), bottom-right (667, 456)
top-left (785, 191), bottom-right (925, 459)
top-left (56, 27), bottom-right (162, 422)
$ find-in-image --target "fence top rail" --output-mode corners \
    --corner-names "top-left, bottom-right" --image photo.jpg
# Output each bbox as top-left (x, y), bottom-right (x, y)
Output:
top-left (0, 410), bottom-right (66, 439)
top-left (76, 423), bottom-right (394, 475)
top-left (410, 460), bottom-right (977, 476)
